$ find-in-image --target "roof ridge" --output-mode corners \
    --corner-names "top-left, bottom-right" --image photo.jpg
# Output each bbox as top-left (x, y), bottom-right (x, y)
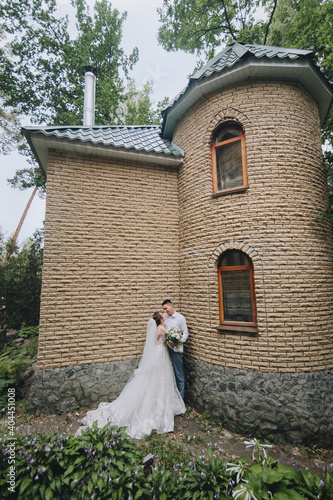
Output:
top-left (190, 42), bottom-right (312, 83)
top-left (23, 124), bottom-right (161, 131)
top-left (244, 43), bottom-right (312, 55)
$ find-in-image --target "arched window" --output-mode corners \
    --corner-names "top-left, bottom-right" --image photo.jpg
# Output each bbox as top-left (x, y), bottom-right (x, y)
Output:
top-left (211, 123), bottom-right (248, 194)
top-left (218, 250), bottom-right (257, 331)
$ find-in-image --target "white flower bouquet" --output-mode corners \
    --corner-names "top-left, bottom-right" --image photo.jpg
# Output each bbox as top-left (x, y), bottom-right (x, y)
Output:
top-left (165, 327), bottom-right (183, 344)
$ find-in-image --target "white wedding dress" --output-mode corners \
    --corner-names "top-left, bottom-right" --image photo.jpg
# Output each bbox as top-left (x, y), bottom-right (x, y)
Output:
top-left (76, 319), bottom-right (186, 439)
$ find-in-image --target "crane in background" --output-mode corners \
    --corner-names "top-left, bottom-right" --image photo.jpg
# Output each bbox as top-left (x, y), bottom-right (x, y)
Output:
top-left (4, 185), bottom-right (38, 264)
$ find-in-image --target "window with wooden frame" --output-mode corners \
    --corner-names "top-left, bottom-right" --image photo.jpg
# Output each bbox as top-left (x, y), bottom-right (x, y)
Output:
top-left (211, 123), bottom-right (248, 195)
top-left (217, 250), bottom-right (257, 334)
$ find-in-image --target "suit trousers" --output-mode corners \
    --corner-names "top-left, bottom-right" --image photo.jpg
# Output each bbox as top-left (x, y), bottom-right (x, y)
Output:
top-left (168, 347), bottom-right (185, 399)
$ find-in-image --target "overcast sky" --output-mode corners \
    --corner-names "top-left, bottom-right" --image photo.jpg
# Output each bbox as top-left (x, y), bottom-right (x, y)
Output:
top-left (1, 0), bottom-right (200, 245)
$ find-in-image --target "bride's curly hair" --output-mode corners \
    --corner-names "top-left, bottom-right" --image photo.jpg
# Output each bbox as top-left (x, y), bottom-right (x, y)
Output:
top-left (153, 311), bottom-right (163, 326)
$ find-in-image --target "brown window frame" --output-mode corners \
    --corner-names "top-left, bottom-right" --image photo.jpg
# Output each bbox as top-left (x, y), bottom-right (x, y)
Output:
top-left (211, 124), bottom-right (248, 195)
top-left (217, 250), bottom-right (258, 334)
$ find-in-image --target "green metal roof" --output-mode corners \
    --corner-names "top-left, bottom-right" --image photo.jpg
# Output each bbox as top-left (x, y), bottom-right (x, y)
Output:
top-left (192, 43), bottom-right (313, 81)
top-left (162, 42), bottom-right (333, 139)
top-left (22, 125), bottom-right (184, 173)
top-left (22, 42), bottom-right (333, 170)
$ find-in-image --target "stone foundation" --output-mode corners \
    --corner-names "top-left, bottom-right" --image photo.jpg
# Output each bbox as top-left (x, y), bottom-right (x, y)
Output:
top-left (27, 359), bottom-right (138, 415)
top-left (28, 356), bottom-right (333, 446)
top-left (184, 356), bottom-right (333, 447)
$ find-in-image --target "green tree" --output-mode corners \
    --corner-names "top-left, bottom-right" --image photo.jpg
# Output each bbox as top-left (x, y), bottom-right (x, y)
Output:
top-left (267, 0), bottom-right (332, 107)
top-left (0, 0), bottom-right (139, 191)
top-left (0, 0), bottom-right (138, 126)
top-left (266, 0), bottom-right (333, 222)
top-left (0, 96), bottom-right (22, 155)
top-left (119, 79), bottom-right (169, 125)
top-left (158, 0), bottom-right (333, 222)
top-left (0, 227), bottom-right (44, 329)
top-left (0, 25), bottom-right (25, 155)
top-left (157, 0), bottom-right (276, 59)
top-left (1, 0), bottom-right (171, 193)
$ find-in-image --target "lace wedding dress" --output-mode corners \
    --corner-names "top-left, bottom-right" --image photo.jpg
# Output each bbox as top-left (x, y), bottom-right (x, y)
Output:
top-left (76, 319), bottom-right (186, 439)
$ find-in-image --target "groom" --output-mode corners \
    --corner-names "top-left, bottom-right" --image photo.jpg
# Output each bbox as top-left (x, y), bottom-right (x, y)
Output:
top-left (162, 299), bottom-right (188, 399)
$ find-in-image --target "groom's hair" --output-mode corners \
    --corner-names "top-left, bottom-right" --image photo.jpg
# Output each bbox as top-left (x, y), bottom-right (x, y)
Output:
top-left (162, 299), bottom-right (173, 306)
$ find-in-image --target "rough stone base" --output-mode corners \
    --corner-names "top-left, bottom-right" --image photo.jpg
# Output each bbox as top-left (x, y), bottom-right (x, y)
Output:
top-left (28, 356), bottom-right (333, 446)
top-left (184, 356), bottom-right (333, 447)
top-left (27, 359), bottom-right (138, 415)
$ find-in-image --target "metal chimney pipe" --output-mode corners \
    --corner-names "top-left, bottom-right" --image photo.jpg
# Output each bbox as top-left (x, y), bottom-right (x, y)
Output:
top-left (83, 66), bottom-right (96, 126)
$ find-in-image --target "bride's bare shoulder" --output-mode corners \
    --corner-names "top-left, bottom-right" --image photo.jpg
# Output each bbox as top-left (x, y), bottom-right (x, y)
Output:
top-left (158, 326), bottom-right (167, 334)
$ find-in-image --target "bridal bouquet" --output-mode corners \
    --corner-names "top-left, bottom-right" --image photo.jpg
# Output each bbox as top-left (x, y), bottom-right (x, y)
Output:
top-left (165, 327), bottom-right (183, 344)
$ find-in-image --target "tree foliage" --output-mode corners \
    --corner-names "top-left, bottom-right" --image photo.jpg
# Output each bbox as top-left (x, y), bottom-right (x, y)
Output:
top-left (157, 0), bottom-right (274, 59)
top-left (119, 79), bottom-right (169, 126)
top-left (0, 25), bottom-right (25, 155)
top-left (266, 0), bottom-right (333, 221)
top-left (0, 227), bottom-right (44, 329)
top-left (266, 0), bottom-right (333, 110)
top-left (158, 0), bottom-right (333, 222)
top-left (0, 0), bottom-right (138, 126)
top-left (0, 0), bottom-right (167, 192)
top-left (157, 0), bottom-right (332, 124)
top-left (0, 96), bottom-right (22, 155)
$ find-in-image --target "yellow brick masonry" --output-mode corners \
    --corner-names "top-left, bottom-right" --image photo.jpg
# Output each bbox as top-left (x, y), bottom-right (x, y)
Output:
top-left (173, 79), bottom-right (333, 373)
top-left (38, 78), bottom-right (333, 374)
top-left (38, 153), bottom-right (180, 368)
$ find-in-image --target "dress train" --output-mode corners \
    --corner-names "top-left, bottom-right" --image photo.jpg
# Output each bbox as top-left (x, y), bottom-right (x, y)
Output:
top-left (76, 322), bottom-right (185, 439)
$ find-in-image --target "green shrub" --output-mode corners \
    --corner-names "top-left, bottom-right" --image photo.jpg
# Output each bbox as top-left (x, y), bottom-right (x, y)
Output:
top-left (0, 427), bottom-right (332, 500)
top-left (24, 337), bottom-right (38, 358)
top-left (17, 326), bottom-right (39, 339)
top-left (0, 342), bottom-right (37, 381)
top-left (0, 423), bottom-right (153, 499)
top-left (226, 439), bottom-right (333, 500)
top-left (0, 339), bottom-right (38, 413)
top-left (298, 467), bottom-right (333, 500)
top-left (0, 228), bottom-right (43, 330)
top-left (175, 448), bottom-right (229, 499)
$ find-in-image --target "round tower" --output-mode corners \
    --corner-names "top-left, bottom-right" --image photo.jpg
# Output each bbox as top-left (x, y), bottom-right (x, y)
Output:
top-left (163, 43), bottom-right (333, 445)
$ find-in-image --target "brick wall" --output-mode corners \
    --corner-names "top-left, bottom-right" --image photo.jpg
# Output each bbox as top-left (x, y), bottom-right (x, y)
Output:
top-left (38, 152), bottom-right (180, 368)
top-left (37, 79), bottom-right (333, 374)
top-left (173, 79), bottom-right (333, 372)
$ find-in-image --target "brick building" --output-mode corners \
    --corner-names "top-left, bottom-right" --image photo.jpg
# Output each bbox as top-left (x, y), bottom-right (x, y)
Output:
top-left (23, 43), bottom-right (333, 444)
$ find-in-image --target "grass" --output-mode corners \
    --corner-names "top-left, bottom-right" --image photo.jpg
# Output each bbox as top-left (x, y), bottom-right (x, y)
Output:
top-left (139, 432), bottom-right (191, 470)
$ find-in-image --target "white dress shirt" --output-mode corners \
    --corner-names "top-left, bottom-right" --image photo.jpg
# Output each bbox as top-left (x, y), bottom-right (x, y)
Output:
top-left (164, 311), bottom-right (188, 353)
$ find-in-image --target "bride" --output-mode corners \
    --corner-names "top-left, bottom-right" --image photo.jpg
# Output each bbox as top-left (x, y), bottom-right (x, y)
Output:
top-left (76, 312), bottom-right (186, 439)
